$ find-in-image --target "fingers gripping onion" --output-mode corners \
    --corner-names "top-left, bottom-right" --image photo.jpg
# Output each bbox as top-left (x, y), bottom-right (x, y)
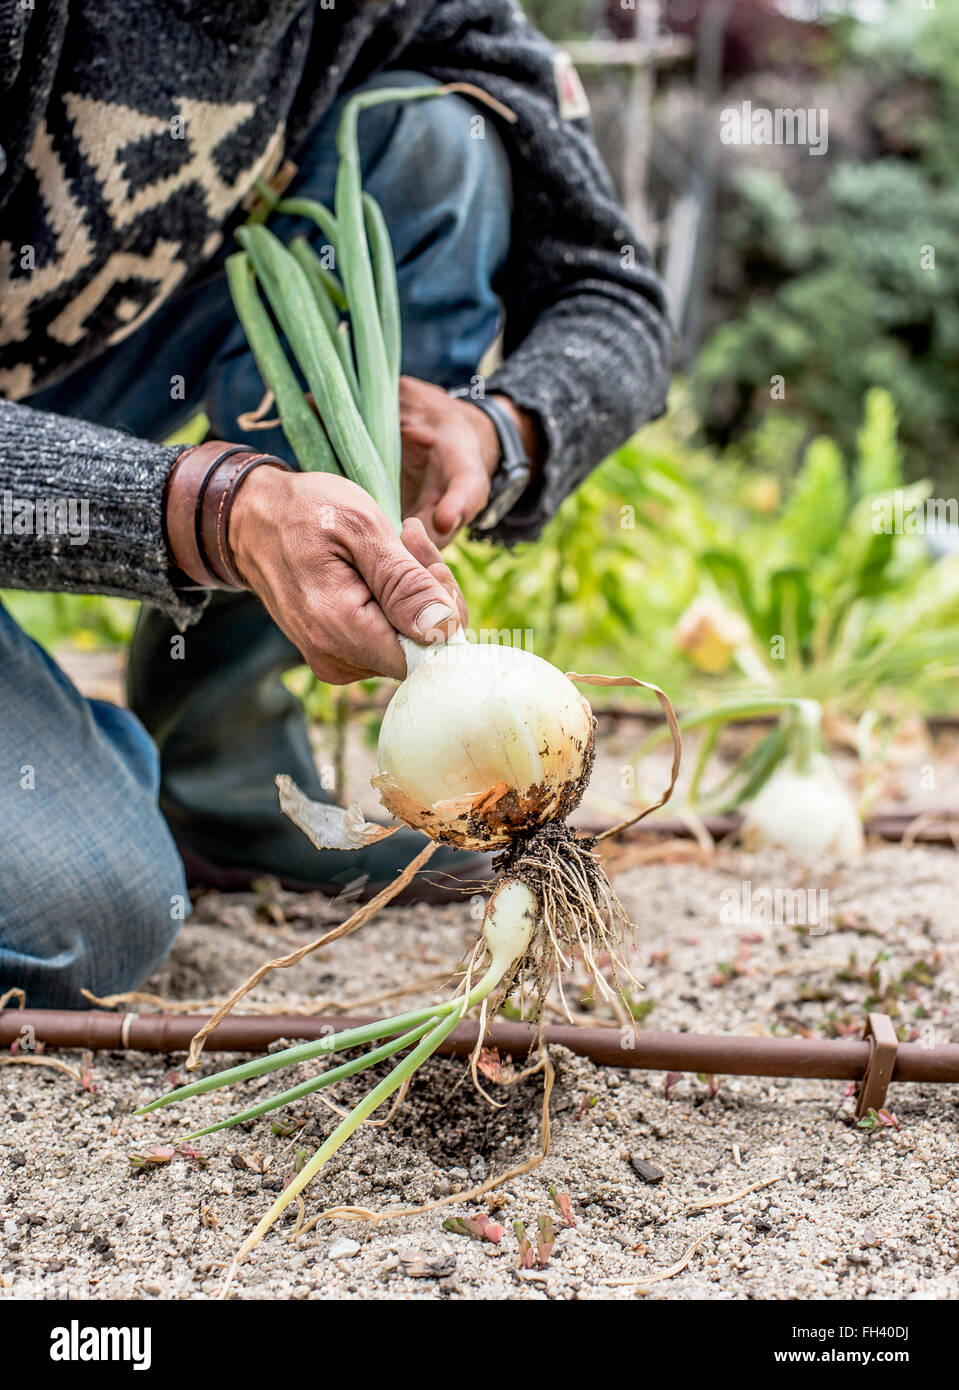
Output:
top-left (374, 634), bottom-right (595, 848)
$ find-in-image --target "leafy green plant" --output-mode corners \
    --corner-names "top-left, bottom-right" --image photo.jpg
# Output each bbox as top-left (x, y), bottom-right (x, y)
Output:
top-left (0, 590), bottom-right (137, 650)
top-left (639, 390), bottom-right (959, 821)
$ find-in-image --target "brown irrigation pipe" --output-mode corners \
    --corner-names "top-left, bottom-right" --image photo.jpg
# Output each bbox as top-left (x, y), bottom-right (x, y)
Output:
top-left (3, 1010), bottom-right (958, 1114)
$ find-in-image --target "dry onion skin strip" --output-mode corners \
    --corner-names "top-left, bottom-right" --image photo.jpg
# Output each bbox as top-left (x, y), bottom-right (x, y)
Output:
top-left (139, 84), bottom-right (680, 1271)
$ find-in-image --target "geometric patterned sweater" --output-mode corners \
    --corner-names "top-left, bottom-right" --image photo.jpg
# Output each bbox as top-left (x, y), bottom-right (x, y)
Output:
top-left (0, 0), bottom-right (671, 625)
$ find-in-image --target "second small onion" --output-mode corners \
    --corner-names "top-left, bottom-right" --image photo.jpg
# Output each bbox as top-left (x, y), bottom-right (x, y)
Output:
top-left (374, 632), bottom-right (595, 849)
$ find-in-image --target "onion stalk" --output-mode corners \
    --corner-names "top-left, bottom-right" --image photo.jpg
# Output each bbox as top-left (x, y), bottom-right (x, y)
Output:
top-left (141, 85), bottom-right (681, 1265)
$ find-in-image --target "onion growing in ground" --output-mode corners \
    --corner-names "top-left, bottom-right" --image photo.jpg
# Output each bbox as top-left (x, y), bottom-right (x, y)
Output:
top-left (138, 85), bottom-right (681, 1271)
top-left (742, 751), bottom-right (864, 856)
top-left (741, 702), bottom-right (863, 856)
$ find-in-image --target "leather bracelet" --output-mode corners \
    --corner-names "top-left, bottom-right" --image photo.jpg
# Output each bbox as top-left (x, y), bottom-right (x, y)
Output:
top-left (201, 452), bottom-right (293, 587)
top-left (164, 441), bottom-right (292, 589)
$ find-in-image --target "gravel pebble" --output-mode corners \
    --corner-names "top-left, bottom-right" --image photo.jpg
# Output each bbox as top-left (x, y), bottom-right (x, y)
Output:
top-left (327, 1238), bottom-right (360, 1260)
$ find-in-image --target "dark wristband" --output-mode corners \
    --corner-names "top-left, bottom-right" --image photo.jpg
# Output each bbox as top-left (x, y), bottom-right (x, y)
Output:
top-left (448, 389), bottom-right (532, 531)
top-left (201, 453), bottom-right (293, 587)
top-left (165, 441), bottom-right (293, 589)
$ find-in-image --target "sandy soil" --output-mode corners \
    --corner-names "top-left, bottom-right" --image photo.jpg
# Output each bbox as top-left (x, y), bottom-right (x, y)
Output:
top-left (2, 842), bottom-right (956, 1302)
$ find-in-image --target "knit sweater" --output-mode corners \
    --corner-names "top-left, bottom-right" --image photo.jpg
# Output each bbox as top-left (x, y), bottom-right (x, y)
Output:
top-left (0, 0), bottom-right (671, 626)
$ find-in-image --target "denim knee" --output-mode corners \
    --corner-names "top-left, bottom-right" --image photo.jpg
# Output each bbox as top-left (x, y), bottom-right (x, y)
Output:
top-left (0, 778), bottom-right (188, 1010)
top-left (0, 606), bottom-right (189, 1009)
top-left (0, 821), bottom-right (187, 1010)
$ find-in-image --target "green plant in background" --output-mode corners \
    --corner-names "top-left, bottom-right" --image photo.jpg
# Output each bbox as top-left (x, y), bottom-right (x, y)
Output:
top-left (518, 0), bottom-right (593, 43)
top-left (638, 389), bottom-right (959, 839)
top-left (447, 439), bottom-right (706, 675)
top-left (687, 390), bottom-right (958, 705)
top-left (0, 590), bottom-right (137, 651)
top-left (698, 163), bottom-right (959, 486)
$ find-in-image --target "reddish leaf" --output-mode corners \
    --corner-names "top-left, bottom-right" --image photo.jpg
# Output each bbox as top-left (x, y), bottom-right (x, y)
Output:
top-left (476, 1048), bottom-right (515, 1085)
top-left (128, 1145), bottom-right (177, 1170)
top-left (536, 1214), bottom-right (555, 1267)
top-left (514, 1220), bottom-right (535, 1269)
top-left (128, 1142), bottom-right (207, 1171)
top-left (443, 1214), bottom-right (504, 1245)
top-left (549, 1186), bottom-right (576, 1228)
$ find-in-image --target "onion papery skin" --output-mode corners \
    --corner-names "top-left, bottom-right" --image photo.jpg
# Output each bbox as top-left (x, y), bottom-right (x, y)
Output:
top-left (374, 641), bottom-right (595, 849)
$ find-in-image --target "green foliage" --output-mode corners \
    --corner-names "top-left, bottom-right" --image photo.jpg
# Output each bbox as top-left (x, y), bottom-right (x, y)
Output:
top-left (688, 389), bottom-right (959, 704)
top-left (698, 6), bottom-right (959, 487)
top-left (518, 0), bottom-right (592, 42)
top-left (698, 163), bottom-right (959, 483)
top-left (0, 590), bottom-right (137, 650)
top-left (646, 389), bottom-right (959, 813)
top-left (444, 409), bottom-right (718, 684)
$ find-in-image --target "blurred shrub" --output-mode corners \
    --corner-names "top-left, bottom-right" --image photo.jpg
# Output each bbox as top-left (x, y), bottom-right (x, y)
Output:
top-left (697, 6), bottom-right (959, 488)
top-left (0, 590), bottom-right (137, 650)
top-left (685, 388), bottom-right (959, 713)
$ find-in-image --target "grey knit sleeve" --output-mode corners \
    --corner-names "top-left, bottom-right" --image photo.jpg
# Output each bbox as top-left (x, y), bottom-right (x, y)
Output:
top-left (0, 399), bottom-right (208, 626)
top-left (400, 0), bottom-right (673, 542)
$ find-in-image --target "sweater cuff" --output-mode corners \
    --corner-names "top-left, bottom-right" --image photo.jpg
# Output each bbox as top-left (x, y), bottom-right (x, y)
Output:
top-left (0, 402), bottom-right (212, 626)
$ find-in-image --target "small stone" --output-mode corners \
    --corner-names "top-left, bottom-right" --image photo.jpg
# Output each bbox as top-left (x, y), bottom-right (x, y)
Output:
top-left (629, 1156), bottom-right (664, 1184)
top-left (327, 1238), bottom-right (360, 1260)
top-left (8, 1153), bottom-right (26, 1169)
top-left (400, 1251), bottom-right (457, 1279)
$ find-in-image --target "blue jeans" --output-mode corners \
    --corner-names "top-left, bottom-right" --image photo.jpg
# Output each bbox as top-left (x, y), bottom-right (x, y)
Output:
top-left (4, 73), bottom-right (512, 1007)
top-left (0, 602), bottom-right (188, 1006)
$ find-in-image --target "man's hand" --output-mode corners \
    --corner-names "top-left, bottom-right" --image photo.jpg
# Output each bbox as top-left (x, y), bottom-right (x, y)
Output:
top-left (399, 377), bottom-right (542, 547)
top-left (229, 469), bottom-right (467, 684)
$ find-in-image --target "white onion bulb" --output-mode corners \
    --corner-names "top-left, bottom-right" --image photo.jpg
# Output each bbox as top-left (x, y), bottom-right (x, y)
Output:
top-left (742, 753), bottom-right (864, 857)
top-left (374, 635), bottom-right (594, 849)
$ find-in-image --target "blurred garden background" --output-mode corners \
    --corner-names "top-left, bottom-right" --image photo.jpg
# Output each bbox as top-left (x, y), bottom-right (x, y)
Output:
top-left (6, 0), bottom-right (958, 822)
